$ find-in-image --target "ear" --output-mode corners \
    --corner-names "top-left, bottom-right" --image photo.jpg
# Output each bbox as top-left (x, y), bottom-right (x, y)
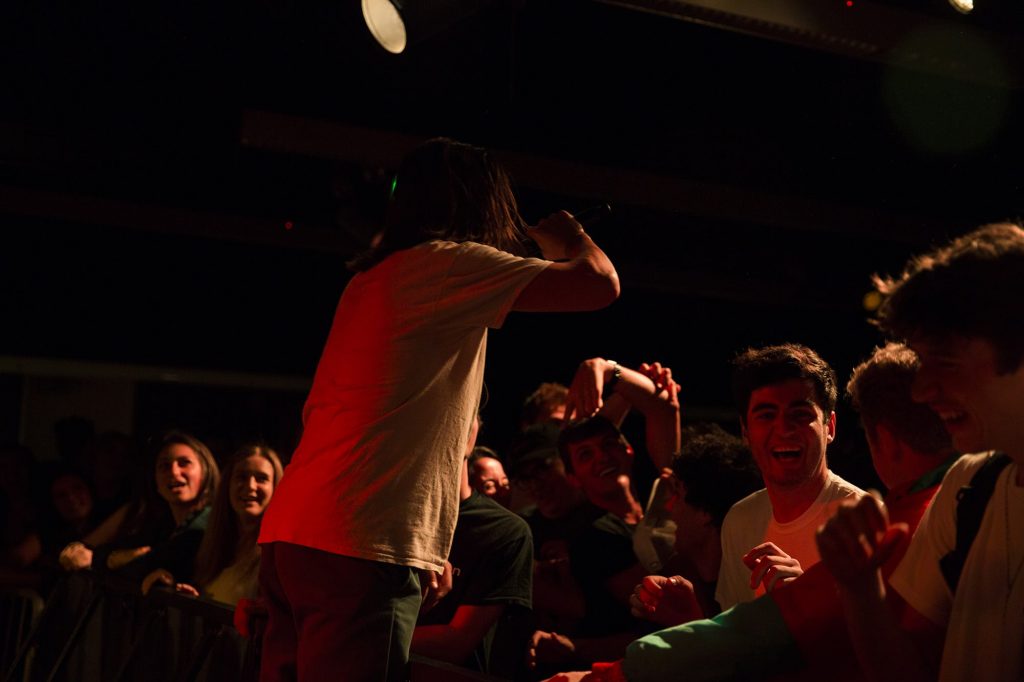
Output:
top-left (826, 411), bottom-right (836, 444)
top-left (740, 420), bottom-right (749, 446)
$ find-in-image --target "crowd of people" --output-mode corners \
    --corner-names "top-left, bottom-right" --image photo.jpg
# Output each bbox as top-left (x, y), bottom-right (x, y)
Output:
top-left (2, 137), bottom-right (1022, 682)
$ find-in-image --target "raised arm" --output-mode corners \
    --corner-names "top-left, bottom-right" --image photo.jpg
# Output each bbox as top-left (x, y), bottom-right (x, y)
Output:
top-left (565, 358), bottom-right (680, 470)
top-left (513, 211), bottom-right (620, 312)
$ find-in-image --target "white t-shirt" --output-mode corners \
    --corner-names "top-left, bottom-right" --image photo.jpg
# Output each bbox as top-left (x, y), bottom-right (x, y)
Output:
top-left (890, 452), bottom-right (1024, 682)
top-left (715, 471), bottom-right (864, 609)
top-left (259, 240), bottom-right (548, 572)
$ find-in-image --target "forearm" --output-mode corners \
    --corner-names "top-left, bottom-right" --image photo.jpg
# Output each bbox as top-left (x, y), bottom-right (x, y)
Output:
top-left (411, 624), bottom-right (477, 665)
top-left (838, 580), bottom-right (936, 682)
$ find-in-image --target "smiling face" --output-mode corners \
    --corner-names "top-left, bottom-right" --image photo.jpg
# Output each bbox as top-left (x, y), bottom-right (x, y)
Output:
top-left (911, 336), bottom-right (1024, 458)
top-left (229, 454), bottom-right (276, 521)
top-left (155, 443), bottom-right (204, 508)
top-left (470, 457), bottom-right (511, 506)
top-left (565, 430), bottom-right (634, 502)
top-left (742, 378), bottom-right (834, 491)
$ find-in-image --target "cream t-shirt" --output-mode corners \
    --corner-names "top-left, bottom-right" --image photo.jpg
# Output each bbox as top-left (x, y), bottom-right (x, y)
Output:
top-left (890, 452), bottom-right (1024, 682)
top-left (715, 471), bottom-right (864, 609)
top-left (259, 240), bottom-right (549, 572)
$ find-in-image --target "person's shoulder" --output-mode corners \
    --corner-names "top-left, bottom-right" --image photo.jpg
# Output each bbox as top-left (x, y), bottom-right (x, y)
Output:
top-left (723, 488), bottom-right (769, 521)
top-left (825, 471), bottom-right (868, 499)
top-left (462, 493), bottom-right (531, 539)
top-left (946, 451), bottom-right (1000, 479)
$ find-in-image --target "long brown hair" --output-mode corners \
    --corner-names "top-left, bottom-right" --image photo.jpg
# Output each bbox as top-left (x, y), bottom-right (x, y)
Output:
top-left (193, 443), bottom-right (283, 589)
top-left (348, 137), bottom-right (527, 271)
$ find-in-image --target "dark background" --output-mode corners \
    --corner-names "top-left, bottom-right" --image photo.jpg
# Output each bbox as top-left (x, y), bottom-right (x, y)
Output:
top-left (2, 0), bottom-right (1022, 483)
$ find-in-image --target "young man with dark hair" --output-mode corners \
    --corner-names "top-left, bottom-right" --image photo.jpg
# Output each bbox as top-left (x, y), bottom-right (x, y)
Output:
top-left (716, 343), bottom-right (864, 609)
top-left (529, 359), bottom-right (679, 670)
top-left (817, 222), bottom-right (1024, 682)
top-left (633, 425), bottom-right (764, 621)
top-left (552, 342), bottom-right (957, 682)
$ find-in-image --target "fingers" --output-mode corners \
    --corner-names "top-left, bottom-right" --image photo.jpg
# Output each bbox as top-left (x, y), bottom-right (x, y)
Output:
top-left (763, 565), bottom-right (803, 592)
top-left (746, 546), bottom-right (801, 590)
top-left (109, 545), bottom-right (152, 570)
top-left (872, 524), bottom-right (910, 569)
top-left (176, 583), bottom-right (200, 597)
top-left (815, 495), bottom-right (898, 591)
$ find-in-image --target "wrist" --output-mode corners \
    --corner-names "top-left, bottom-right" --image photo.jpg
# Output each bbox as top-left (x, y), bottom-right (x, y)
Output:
top-left (603, 360), bottom-right (621, 398)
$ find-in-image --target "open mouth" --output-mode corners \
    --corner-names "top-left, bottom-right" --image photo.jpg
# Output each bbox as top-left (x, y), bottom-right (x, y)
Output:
top-left (599, 466), bottom-right (619, 477)
top-left (936, 410), bottom-right (967, 428)
top-left (771, 448), bottom-right (801, 461)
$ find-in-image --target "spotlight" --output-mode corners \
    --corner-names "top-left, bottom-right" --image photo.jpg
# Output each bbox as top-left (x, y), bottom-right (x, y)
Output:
top-left (362, 0), bottom-right (486, 54)
top-left (948, 0), bottom-right (973, 14)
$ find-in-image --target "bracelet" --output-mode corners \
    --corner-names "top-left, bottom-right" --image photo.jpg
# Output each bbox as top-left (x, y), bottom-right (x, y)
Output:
top-left (602, 360), bottom-right (621, 399)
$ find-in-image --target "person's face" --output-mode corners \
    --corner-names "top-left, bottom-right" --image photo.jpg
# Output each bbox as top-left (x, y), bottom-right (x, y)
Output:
top-left (229, 455), bottom-right (276, 520)
top-left (51, 474), bottom-right (93, 523)
top-left (666, 477), bottom-right (711, 555)
top-left (155, 444), bottom-right (204, 507)
top-left (911, 336), bottom-right (1024, 458)
top-left (514, 456), bottom-right (575, 517)
top-left (566, 430), bottom-right (634, 501)
top-left (471, 457), bottom-right (510, 505)
top-left (743, 379), bottom-right (834, 490)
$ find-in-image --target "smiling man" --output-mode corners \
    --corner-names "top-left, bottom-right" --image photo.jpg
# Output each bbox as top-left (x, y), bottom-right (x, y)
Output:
top-left (715, 344), bottom-right (864, 609)
top-left (816, 222), bottom-right (1024, 682)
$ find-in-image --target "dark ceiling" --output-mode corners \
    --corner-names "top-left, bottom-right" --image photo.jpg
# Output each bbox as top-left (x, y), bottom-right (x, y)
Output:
top-left (1, 0), bottom-right (1022, 435)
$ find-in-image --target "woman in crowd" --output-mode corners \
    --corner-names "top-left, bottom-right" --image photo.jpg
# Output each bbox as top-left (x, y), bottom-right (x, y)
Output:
top-left (143, 443), bottom-right (282, 605)
top-left (86, 430), bottom-right (219, 586)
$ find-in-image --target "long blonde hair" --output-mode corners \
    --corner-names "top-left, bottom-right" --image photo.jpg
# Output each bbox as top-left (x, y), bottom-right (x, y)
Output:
top-left (193, 443), bottom-right (283, 589)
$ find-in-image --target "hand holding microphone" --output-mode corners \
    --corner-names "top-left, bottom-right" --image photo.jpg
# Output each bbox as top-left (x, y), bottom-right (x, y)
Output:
top-left (527, 204), bottom-right (612, 261)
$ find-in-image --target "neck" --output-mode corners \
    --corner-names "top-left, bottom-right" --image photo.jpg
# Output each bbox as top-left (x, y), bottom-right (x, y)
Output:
top-left (767, 470), bottom-right (828, 524)
top-left (170, 501), bottom-right (202, 526)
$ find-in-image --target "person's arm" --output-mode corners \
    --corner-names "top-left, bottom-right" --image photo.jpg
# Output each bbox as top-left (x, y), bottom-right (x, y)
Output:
top-left (565, 359), bottom-right (681, 469)
top-left (513, 211), bottom-right (619, 312)
top-left (815, 494), bottom-right (943, 682)
top-left (412, 603), bottom-right (505, 664)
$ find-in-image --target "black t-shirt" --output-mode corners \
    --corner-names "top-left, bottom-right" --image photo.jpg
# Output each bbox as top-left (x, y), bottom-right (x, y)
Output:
top-left (568, 510), bottom-right (649, 637)
top-left (521, 501), bottom-right (604, 559)
top-left (419, 491), bottom-right (533, 674)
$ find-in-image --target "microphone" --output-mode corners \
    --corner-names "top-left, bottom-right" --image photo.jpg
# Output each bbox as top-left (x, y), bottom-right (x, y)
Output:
top-left (573, 203), bottom-right (612, 229)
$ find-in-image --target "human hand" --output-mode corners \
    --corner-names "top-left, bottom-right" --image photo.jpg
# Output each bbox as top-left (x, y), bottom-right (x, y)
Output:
top-left (141, 568), bottom-right (174, 595)
top-left (816, 492), bottom-right (908, 596)
top-left (638, 362), bottom-right (679, 407)
top-left (528, 630), bottom-right (576, 669)
top-left (565, 358), bottom-right (614, 421)
top-left (59, 542), bottom-right (93, 571)
top-left (526, 211), bottom-right (586, 261)
top-left (419, 561), bottom-right (454, 613)
top-left (743, 542), bottom-right (803, 592)
top-left (107, 545), bottom-right (151, 570)
top-left (629, 574), bottom-right (702, 627)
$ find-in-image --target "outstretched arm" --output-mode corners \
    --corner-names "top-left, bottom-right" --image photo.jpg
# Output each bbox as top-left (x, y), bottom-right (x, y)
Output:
top-left (816, 494), bottom-right (943, 682)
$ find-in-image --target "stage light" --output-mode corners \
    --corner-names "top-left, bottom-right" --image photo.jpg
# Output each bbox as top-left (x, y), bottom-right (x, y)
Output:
top-left (948, 0), bottom-right (973, 13)
top-left (361, 0), bottom-right (485, 54)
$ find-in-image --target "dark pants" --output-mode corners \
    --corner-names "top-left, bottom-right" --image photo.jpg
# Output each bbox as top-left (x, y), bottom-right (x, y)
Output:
top-left (259, 542), bottom-right (422, 682)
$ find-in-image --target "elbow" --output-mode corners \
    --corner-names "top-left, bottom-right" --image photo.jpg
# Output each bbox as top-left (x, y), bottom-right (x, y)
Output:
top-left (586, 270), bottom-right (620, 310)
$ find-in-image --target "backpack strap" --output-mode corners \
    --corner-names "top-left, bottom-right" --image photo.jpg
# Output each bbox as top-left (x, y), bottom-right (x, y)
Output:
top-left (939, 452), bottom-right (1012, 593)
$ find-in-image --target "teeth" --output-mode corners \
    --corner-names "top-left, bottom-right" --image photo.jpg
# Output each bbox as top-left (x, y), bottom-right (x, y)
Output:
top-left (938, 411), bottom-right (966, 421)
